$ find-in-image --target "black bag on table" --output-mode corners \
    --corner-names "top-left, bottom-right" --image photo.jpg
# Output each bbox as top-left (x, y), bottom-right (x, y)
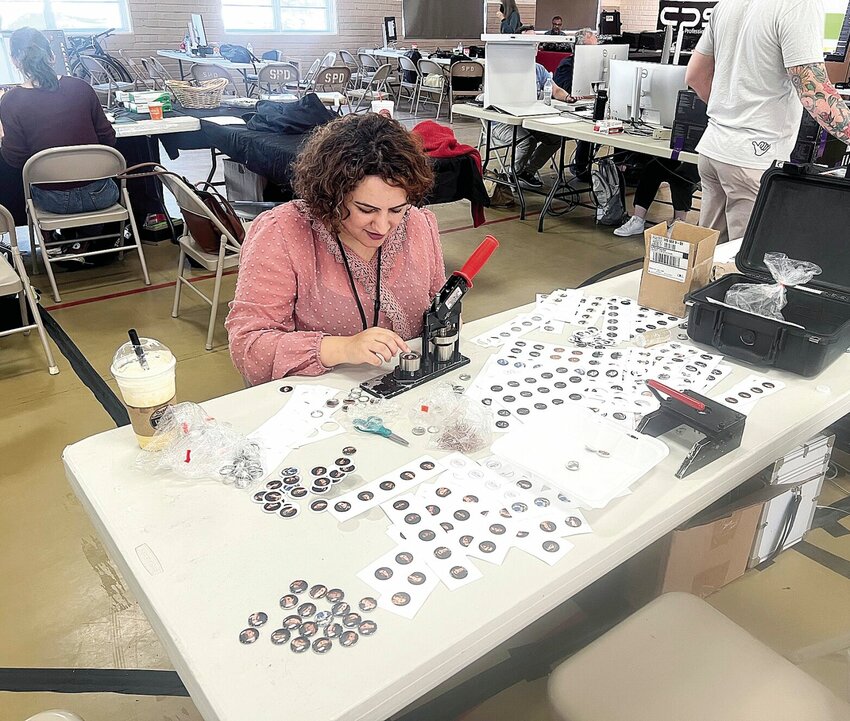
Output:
top-left (247, 94), bottom-right (336, 134)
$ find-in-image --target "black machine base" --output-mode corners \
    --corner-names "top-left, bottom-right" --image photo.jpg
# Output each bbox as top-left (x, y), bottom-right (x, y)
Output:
top-left (360, 355), bottom-right (471, 399)
top-left (636, 385), bottom-right (746, 479)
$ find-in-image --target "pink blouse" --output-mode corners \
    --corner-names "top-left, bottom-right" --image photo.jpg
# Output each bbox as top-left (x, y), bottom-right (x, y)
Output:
top-left (225, 200), bottom-right (447, 384)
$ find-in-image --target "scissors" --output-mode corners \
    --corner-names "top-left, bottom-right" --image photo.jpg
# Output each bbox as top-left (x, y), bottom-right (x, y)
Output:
top-left (352, 416), bottom-right (410, 447)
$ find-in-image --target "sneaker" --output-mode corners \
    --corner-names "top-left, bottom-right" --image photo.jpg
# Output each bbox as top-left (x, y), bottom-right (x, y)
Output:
top-left (517, 171), bottom-right (543, 189)
top-left (613, 216), bottom-right (647, 237)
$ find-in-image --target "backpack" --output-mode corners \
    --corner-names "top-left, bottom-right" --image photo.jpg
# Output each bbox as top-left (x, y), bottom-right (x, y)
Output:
top-left (403, 48), bottom-right (422, 83)
top-left (219, 44), bottom-right (253, 64)
top-left (592, 158), bottom-right (628, 226)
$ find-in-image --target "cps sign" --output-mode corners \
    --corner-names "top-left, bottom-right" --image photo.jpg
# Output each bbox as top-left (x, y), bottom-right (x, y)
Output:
top-left (657, 1), bottom-right (717, 34)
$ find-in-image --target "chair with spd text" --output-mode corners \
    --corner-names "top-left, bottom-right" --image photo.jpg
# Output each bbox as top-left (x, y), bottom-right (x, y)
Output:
top-left (191, 63), bottom-right (236, 94)
top-left (23, 145), bottom-right (150, 303)
top-left (255, 62), bottom-right (301, 98)
top-left (0, 204), bottom-right (59, 375)
top-left (158, 172), bottom-right (242, 351)
top-left (449, 61), bottom-right (485, 122)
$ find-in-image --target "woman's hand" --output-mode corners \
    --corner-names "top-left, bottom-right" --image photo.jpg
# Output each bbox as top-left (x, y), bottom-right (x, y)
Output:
top-left (321, 329), bottom-right (411, 368)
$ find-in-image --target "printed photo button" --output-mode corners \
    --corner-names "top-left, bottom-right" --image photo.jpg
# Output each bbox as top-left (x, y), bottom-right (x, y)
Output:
top-left (334, 501), bottom-right (352, 513)
top-left (279, 594), bottom-right (299, 610)
top-left (282, 615), bottom-right (302, 631)
top-left (459, 535), bottom-right (473, 548)
top-left (290, 636), bottom-right (310, 654)
top-left (395, 551), bottom-right (414, 565)
top-left (326, 588), bottom-right (345, 603)
top-left (391, 592), bottom-right (411, 607)
top-left (279, 504), bottom-right (300, 519)
top-left (324, 622), bottom-right (343, 639)
top-left (314, 610), bottom-right (333, 626)
top-left (329, 469), bottom-right (345, 480)
top-left (270, 628), bottom-right (291, 645)
top-left (359, 619), bottom-right (378, 636)
top-left (565, 516), bottom-right (583, 527)
top-left (343, 612), bottom-right (362, 628)
top-left (418, 529), bottom-right (436, 542)
top-left (265, 479), bottom-right (283, 490)
top-left (420, 461), bottom-right (436, 471)
top-left (239, 628), bottom-right (260, 645)
top-left (247, 611), bottom-right (268, 627)
top-left (311, 466), bottom-right (327, 476)
top-left (357, 490), bottom-right (375, 502)
top-left (478, 540), bottom-right (497, 554)
top-left (263, 501), bottom-right (282, 513)
top-left (379, 480), bottom-right (396, 491)
top-left (339, 630), bottom-right (359, 647)
top-left (400, 471), bottom-right (416, 481)
top-left (434, 546), bottom-right (452, 560)
top-left (252, 491), bottom-right (267, 504)
top-left (290, 486), bottom-right (308, 499)
top-left (309, 499), bottom-right (328, 513)
top-left (299, 621), bottom-right (319, 638)
top-left (393, 499), bottom-right (410, 511)
top-left (342, 464), bottom-right (356, 473)
top-left (333, 601), bottom-right (351, 617)
top-left (312, 637), bottom-right (333, 654)
top-left (407, 571), bottom-right (427, 585)
top-left (543, 540), bottom-right (561, 553)
top-left (297, 602), bottom-right (316, 618)
top-left (334, 457), bottom-right (349, 466)
top-left (440, 521), bottom-right (454, 533)
top-left (359, 596), bottom-right (378, 612)
top-left (281, 467), bottom-right (298, 477)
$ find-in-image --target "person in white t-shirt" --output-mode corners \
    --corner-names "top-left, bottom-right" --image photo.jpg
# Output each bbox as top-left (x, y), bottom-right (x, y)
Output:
top-left (686, 0), bottom-right (850, 243)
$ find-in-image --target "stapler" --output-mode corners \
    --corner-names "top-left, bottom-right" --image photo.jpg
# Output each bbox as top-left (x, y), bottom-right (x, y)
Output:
top-left (360, 235), bottom-right (500, 399)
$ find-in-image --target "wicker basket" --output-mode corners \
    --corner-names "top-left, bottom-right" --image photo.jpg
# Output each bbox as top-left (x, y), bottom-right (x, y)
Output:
top-left (167, 78), bottom-right (229, 109)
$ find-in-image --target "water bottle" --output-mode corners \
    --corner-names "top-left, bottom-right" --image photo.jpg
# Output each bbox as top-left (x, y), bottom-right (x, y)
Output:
top-left (246, 42), bottom-right (254, 58)
top-left (543, 76), bottom-right (553, 106)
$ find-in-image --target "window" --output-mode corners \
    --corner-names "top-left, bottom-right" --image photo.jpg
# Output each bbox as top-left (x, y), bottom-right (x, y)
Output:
top-left (221, 0), bottom-right (336, 33)
top-left (0, 0), bottom-right (130, 33)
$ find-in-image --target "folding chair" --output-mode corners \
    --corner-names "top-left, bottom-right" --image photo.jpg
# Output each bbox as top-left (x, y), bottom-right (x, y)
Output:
top-left (397, 56), bottom-right (421, 113)
top-left (347, 64), bottom-right (393, 113)
top-left (23, 145), bottom-right (150, 303)
top-left (0, 204), bottom-right (59, 375)
top-left (415, 59), bottom-right (448, 118)
top-left (357, 53), bottom-right (379, 88)
top-left (158, 172), bottom-right (242, 351)
top-left (338, 49), bottom-right (361, 88)
top-left (146, 57), bottom-right (173, 88)
top-left (118, 49), bottom-right (156, 91)
top-left (311, 66), bottom-right (351, 112)
top-left (319, 51), bottom-right (337, 69)
top-left (449, 61), bottom-right (485, 122)
top-left (78, 55), bottom-right (133, 108)
top-left (190, 63), bottom-right (236, 94)
top-left (255, 62), bottom-right (301, 98)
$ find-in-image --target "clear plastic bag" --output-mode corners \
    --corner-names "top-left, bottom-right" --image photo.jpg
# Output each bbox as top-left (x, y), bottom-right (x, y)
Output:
top-left (135, 402), bottom-right (264, 488)
top-left (409, 383), bottom-right (493, 454)
top-left (724, 252), bottom-right (822, 321)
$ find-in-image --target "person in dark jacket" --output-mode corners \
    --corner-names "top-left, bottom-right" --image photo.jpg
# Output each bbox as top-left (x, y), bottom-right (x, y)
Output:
top-left (498, 0), bottom-right (522, 34)
top-left (0, 27), bottom-right (119, 214)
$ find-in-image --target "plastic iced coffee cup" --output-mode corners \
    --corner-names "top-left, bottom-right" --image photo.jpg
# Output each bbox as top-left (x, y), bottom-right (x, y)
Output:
top-left (111, 338), bottom-right (176, 449)
top-left (148, 101), bottom-right (164, 120)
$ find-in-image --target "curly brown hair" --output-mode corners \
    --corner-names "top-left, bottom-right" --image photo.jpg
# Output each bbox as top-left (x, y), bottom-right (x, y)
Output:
top-left (292, 113), bottom-right (434, 232)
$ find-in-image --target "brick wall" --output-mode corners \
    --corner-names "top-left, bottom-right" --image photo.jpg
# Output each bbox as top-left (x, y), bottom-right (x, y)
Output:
top-left (604, 0), bottom-right (662, 32)
top-left (109, 0), bottom-right (536, 75)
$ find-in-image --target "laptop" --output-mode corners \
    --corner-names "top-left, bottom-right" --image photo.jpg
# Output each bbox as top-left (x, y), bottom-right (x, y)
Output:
top-left (489, 101), bottom-right (560, 117)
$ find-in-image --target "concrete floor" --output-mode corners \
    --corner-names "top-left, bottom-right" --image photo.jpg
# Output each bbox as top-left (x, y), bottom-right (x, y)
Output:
top-left (1, 112), bottom-right (849, 721)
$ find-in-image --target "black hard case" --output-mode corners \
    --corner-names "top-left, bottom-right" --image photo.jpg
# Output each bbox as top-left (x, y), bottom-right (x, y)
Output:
top-left (686, 163), bottom-right (850, 378)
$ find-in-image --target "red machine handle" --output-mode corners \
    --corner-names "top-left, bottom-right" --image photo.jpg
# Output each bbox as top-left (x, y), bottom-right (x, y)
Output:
top-left (647, 379), bottom-right (706, 412)
top-left (454, 235), bottom-right (500, 287)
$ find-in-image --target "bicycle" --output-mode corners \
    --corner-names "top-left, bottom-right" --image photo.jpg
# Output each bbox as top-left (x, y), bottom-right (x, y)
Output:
top-left (67, 29), bottom-right (132, 84)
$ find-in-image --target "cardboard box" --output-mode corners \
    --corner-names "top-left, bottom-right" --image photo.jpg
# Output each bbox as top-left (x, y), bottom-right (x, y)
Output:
top-left (638, 220), bottom-right (719, 317)
top-left (626, 479), bottom-right (789, 602)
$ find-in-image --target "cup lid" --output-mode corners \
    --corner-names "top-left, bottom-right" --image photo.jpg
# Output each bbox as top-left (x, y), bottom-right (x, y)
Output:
top-left (111, 337), bottom-right (172, 372)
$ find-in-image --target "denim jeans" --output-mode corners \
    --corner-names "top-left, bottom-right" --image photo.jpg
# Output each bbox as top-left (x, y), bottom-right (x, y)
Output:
top-left (31, 178), bottom-right (120, 214)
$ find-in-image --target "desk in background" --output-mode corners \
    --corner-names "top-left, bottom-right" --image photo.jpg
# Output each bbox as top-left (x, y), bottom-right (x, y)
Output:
top-left (156, 50), bottom-right (272, 93)
top-left (63, 253), bottom-right (850, 721)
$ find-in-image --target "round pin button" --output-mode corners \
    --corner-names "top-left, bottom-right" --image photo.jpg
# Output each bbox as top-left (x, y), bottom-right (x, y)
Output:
top-left (379, 480), bottom-right (396, 491)
top-left (357, 490), bottom-right (375, 502)
top-left (248, 611), bottom-right (268, 627)
top-left (333, 601), bottom-right (351, 617)
top-left (290, 636), bottom-right (310, 653)
top-left (343, 612), bottom-right (362, 628)
top-left (329, 469), bottom-right (345, 480)
top-left (266, 479), bottom-right (283, 490)
top-left (290, 486), bottom-right (308, 499)
top-left (279, 504), bottom-right (300, 519)
top-left (418, 529), bottom-right (436, 542)
top-left (420, 461), bottom-right (436, 471)
top-left (239, 628), bottom-right (259, 644)
top-left (543, 540), bottom-right (561, 553)
top-left (326, 588), bottom-right (345, 603)
top-left (393, 499), bottom-right (410, 511)
top-left (450, 566), bottom-right (469, 579)
top-left (407, 571), bottom-right (427, 585)
top-left (311, 466), bottom-right (327, 476)
top-left (314, 610), bottom-right (332, 626)
top-left (312, 637), bottom-right (333, 654)
top-left (342, 446), bottom-right (357, 455)
top-left (453, 510), bottom-right (470, 521)
top-left (391, 592), bottom-right (411, 606)
top-left (313, 477), bottom-right (331, 488)
top-left (478, 540), bottom-right (496, 553)
top-left (263, 501), bottom-right (282, 513)
top-left (270, 628), bottom-right (291, 645)
top-left (299, 621), bottom-right (318, 638)
top-left (395, 551), bottom-right (414, 565)
top-left (339, 630), bottom-right (359, 647)
top-left (334, 501), bottom-right (352, 513)
top-left (359, 597), bottom-right (378, 612)
top-left (334, 457), bottom-right (349, 466)
top-left (404, 513), bottom-right (422, 525)
top-left (459, 535), bottom-right (473, 547)
top-left (359, 619), bottom-right (378, 636)
top-left (400, 471), bottom-right (416, 481)
top-left (489, 523), bottom-right (507, 535)
top-left (252, 491), bottom-right (267, 504)
top-left (290, 580), bottom-right (308, 594)
top-left (280, 594), bottom-right (298, 609)
top-left (434, 546), bottom-right (452, 560)
top-left (325, 622), bottom-right (343, 638)
top-left (282, 615), bottom-right (302, 631)
top-left (298, 602), bottom-right (316, 617)
top-left (566, 516), bottom-right (583, 527)
top-left (281, 467), bottom-right (298, 477)
top-left (310, 499), bottom-right (328, 513)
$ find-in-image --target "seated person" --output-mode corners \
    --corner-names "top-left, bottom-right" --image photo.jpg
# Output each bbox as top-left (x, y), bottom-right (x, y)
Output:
top-left (545, 15), bottom-right (566, 35)
top-left (491, 63), bottom-right (570, 189)
top-left (225, 113), bottom-right (445, 385)
top-left (0, 27), bottom-right (119, 214)
top-left (554, 28), bottom-right (599, 182)
top-left (614, 158), bottom-right (701, 237)
top-left (541, 15), bottom-right (571, 52)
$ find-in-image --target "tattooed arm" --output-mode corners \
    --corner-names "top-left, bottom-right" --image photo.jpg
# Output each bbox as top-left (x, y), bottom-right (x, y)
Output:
top-left (788, 62), bottom-right (850, 144)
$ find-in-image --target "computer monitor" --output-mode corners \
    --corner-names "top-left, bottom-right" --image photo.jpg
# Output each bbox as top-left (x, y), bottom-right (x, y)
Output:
top-left (824, 1), bottom-right (850, 62)
top-left (571, 44), bottom-right (629, 96)
top-left (383, 16), bottom-right (398, 47)
top-left (190, 13), bottom-right (208, 48)
top-left (608, 59), bottom-right (688, 127)
top-left (0, 34), bottom-right (23, 85)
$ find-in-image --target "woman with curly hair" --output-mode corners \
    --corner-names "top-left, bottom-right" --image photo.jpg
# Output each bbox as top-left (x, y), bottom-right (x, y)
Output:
top-left (225, 113), bottom-right (445, 384)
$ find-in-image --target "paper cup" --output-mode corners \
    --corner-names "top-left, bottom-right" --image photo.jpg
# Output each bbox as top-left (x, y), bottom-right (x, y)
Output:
top-left (148, 101), bottom-right (164, 120)
top-left (371, 100), bottom-right (394, 118)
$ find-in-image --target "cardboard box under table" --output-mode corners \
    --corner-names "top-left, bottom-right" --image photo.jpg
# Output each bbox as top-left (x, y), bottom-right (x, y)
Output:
top-left (687, 163), bottom-right (850, 377)
top-left (638, 221), bottom-right (719, 318)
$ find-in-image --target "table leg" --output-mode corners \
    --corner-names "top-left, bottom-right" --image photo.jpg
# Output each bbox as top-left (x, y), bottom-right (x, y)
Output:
top-left (178, 60), bottom-right (185, 80)
top-left (240, 69), bottom-right (251, 95)
top-left (537, 138), bottom-right (566, 233)
top-left (483, 120), bottom-right (493, 173)
top-left (511, 125), bottom-right (526, 221)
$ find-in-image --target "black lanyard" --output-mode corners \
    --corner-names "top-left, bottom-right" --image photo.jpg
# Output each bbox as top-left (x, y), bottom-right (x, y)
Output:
top-left (336, 237), bottom-right (382, 331)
